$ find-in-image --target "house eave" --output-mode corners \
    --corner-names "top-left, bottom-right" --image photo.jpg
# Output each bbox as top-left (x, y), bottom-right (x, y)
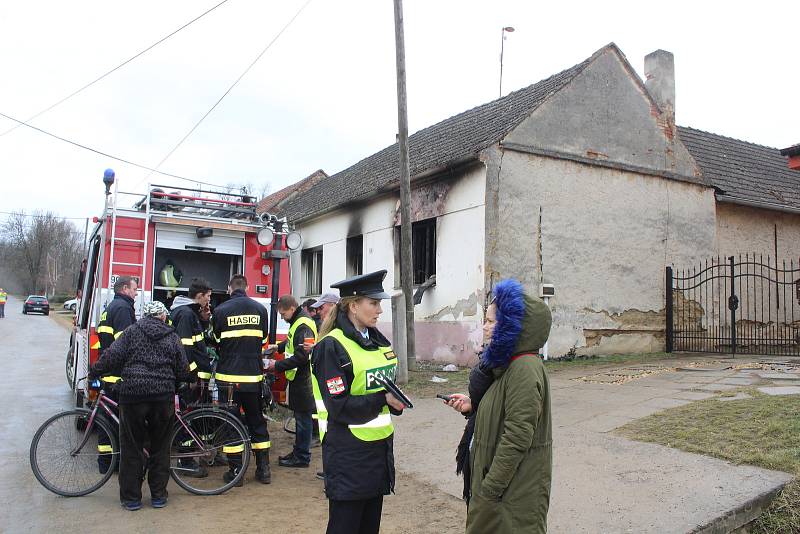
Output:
top-left (500, 141), bottom-right (709, 189)
top-left (716, 194), bottom-right (800, 215)
top-left (292, 156), bottom-right (481, 225)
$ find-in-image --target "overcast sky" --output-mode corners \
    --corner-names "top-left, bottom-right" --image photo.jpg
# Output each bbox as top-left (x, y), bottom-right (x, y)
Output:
top-left (0, 0), bottom-right (797, 225)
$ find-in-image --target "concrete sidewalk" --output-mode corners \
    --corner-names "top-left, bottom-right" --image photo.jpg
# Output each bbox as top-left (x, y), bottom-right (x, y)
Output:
top-left (393, 356), bottom-right (795, 533)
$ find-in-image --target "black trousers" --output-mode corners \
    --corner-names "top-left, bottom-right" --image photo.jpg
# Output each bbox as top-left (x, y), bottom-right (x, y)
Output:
top-left (326, 496), bottom-right (384, 534)
top-left (230, 391), bottom-right (270, 458)
top-left (119, 400), bottom-right (175, 503)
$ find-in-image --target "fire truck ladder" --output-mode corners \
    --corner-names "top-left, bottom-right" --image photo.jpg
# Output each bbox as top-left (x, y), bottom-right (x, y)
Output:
top-left (107, 179), bottom-right (150, 316)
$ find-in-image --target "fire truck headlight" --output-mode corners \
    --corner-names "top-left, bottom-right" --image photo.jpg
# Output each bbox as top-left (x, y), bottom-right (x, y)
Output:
top-left (286, 231), bottom-right (303, 250)
top-left (257, 227), bottom-right (275, 246)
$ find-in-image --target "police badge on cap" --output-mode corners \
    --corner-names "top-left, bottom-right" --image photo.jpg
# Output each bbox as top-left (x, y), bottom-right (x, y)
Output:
top-left (330, 270), bottom-right (391, 300)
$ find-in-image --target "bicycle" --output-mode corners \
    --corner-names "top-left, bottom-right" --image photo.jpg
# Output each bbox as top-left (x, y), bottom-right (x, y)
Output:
top-left (30, 377), bottom-right (251, 497)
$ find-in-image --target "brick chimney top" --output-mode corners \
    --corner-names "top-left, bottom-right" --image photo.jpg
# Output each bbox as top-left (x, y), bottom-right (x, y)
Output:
top-left (645, 50), bottom-right (675, 125)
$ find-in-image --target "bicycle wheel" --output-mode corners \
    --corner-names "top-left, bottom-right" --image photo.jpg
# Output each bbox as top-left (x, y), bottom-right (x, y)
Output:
top-left (30, 409), bottom-right (118, 497)
top-left (170, 407), bottom-right (250, 495)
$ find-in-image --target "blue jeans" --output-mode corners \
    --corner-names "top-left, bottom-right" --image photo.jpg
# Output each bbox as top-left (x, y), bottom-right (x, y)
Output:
top-left (293, 410), bottom-right (312, 464)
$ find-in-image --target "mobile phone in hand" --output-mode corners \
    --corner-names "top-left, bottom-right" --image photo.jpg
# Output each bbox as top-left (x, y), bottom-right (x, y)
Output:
top-left (436, 394), bottom-right (453, 402)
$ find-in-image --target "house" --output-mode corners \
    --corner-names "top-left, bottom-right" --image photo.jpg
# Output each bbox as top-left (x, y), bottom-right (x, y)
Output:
top-left (259, 43), bottom-right (800, 364)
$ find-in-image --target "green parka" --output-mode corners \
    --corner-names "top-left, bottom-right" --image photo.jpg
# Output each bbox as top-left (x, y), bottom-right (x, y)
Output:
top-left (466, 292), bottom-right (553, 534)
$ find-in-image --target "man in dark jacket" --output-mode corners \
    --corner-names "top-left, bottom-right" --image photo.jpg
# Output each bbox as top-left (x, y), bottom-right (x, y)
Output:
top-left (213, 274), bottom-right (271, 484)
top-left (265, 295), bottom-right (317, 468)
top-left (170, 278), bottom-right (214, 381)
top-left (95, 275), bottom-right (138, 473)
top-left (90, 300), bottom-right (190, 511)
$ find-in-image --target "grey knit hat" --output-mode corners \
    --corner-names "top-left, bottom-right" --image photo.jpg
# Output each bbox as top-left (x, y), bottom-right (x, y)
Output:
top-left (143, 300), bottom-right (168, 318)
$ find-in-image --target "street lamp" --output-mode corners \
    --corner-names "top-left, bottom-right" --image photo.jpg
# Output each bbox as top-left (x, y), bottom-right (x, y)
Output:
top-left (500, 26), bottom-right (515, 98)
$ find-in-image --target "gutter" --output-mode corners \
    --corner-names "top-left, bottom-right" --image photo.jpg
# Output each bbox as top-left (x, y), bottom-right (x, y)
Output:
top-left (716, 194), bottom-right (800, 216)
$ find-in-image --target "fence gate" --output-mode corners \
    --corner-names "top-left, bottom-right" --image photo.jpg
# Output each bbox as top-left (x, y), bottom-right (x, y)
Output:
top-left (666, 255), bottom-right (800, 356)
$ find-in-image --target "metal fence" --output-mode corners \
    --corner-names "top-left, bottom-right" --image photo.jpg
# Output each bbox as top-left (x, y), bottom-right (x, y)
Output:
top-left (666, 255), bottom-right (800, 356)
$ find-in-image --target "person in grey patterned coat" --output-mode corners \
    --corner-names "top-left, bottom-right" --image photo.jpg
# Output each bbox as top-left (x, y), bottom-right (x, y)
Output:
top-left (90, 300), bottom-right (190, 510)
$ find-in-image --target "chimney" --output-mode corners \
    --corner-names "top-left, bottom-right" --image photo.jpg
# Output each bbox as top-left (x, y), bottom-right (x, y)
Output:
top-left (644, 49), bottom-right (675, 125)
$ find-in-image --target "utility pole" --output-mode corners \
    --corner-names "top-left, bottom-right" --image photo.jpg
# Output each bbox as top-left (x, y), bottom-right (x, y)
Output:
top-left (83, 217), bottom-right (89, 251)
top-left (393, 0), bottom-right (416, 375)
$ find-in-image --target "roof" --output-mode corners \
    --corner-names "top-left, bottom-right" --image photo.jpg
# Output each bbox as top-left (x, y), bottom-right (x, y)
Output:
top-left (276, 49), bottom-right (598, 222)
top-left (780, 144), bottom-right (800, 157)
top-left (257, 169), bottom-right (328, 216)
top-left (678, 126), bottom-right (800, 211)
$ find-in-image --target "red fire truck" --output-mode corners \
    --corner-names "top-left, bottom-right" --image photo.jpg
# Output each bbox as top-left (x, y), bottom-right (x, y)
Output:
top-left (67, 170), bottom-right (298, 408)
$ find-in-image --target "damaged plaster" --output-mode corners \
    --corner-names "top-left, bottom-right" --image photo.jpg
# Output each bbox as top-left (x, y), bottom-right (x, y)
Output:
top-left (425, 291), bottom-right (479, 321)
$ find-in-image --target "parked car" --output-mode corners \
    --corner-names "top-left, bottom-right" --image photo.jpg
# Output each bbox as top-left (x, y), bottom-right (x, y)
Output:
top-left (63, 298), bottom-right (78, 311)
top-left (23, 295), bottom-right (50, 315)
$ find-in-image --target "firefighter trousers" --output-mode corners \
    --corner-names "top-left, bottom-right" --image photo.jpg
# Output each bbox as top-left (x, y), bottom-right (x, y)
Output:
top-left (227, 391), bottom-right (270, 467)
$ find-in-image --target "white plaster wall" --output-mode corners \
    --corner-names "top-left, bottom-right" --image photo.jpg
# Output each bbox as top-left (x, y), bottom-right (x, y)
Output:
top-left (494, 151), bottom-right (717, 356)
top-left (716, 202), bottom-right (800, 259)
top-left (290, 166), bottom-right (487, 364)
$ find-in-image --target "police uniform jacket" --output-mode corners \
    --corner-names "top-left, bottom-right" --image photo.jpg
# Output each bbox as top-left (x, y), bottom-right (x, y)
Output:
top-left (97, 293), bottom-right (136, 352)
top-left (212, 289), bottom-right (269, 393)
top-left (274, 308), bottom-right (315, 412)
top-left (171, 302), bottom-right (213, 378)
top-left (312, 310), bottom-right (401, 501)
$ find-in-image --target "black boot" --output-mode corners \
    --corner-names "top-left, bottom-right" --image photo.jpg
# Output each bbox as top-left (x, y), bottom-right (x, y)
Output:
top-left (223, 454), bottom-right (243, 486)
top-left (255, 450), bottom-right (271, 484)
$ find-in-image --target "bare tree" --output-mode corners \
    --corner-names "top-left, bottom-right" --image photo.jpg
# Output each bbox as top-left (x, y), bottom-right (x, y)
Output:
top-left (1, 211), bottom-right (83, 296)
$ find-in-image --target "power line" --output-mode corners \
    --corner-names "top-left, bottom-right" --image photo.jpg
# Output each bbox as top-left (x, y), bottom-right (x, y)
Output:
top-left (0, 0), bottom-right (233, 138)
top-left (0, 210), bottom-right (88, 220)
top-left (138, 0), bottom-right (314, 188)
top-left (0, 110), bottom-right (227, 187)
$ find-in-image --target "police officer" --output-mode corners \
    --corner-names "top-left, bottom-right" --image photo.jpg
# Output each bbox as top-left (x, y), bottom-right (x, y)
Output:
top-left (212, 274), bottom-right (271, 484)
top-left (264, 295), bottom-right (317, 468)
top-left (311, 270), bottom-right (406, 534)
top-left (95, 275), bottom-right (138, 473)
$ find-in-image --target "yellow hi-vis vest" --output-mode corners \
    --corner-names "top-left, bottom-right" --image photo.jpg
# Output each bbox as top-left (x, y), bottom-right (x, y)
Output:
top-left (0, 292), bottom-right (7, 303)
top-left (284, 316), bottom-right (318, 382)
top-left (312, 328), bottom-right (396, 443)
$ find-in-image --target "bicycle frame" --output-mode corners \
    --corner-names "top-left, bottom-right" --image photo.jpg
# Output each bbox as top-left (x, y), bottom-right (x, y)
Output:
top-left (70, 388), bottom-right (214, 461)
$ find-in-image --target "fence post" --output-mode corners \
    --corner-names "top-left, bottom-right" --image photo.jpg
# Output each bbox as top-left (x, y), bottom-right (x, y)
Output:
top-left (728, 256), bottom-right (738, 357)
top-left (665, 266), bottom-right (674, 353)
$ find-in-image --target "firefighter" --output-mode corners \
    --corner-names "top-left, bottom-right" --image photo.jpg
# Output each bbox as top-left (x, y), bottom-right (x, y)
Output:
top-left (170, 277), bottom-right (214, 478)
top-left (0, 287), bottom-right (6, 318)
top-left (212, 274), bottom-right (272, 484)
top-left (264, 295), bottom-right (317, 468)
top-left (95, 275), bottom-right (138, 473)
top-left (311, 270), bottom-right (406, 534)
top-left (170, 277), bottom-right (214, 382)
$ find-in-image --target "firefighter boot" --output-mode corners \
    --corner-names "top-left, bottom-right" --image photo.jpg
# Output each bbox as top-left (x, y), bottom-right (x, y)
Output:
top-left (222, 454), bottom-right (244, 487)
top-left (255, 450), bottom-right (271, 484)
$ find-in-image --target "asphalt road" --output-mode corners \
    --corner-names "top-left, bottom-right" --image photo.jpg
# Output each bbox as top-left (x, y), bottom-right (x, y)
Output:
top-left (0, 296), bottom-right (82, 530)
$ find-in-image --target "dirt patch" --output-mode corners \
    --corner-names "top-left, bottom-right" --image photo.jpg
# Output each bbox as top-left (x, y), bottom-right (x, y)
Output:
top-left (572, 364), bottom-right (673, 385)
top-left (25, 421), bottom-right (465, 533)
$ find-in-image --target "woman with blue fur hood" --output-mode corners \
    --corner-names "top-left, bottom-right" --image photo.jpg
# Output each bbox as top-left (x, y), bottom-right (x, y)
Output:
top-left (446, 278), bottom-right (553, 533)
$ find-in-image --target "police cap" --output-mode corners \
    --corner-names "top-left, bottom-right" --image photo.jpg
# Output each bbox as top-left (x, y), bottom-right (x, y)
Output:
top-left (331, 269), bottom-right (391, 300)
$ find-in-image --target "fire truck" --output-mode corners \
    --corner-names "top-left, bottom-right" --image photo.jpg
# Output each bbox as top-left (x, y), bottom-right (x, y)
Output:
top-left (67, 169), bottom-right (298, 408)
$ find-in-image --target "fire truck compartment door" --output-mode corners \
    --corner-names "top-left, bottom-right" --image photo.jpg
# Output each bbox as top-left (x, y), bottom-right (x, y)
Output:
top-left (156, 226), bottom-right (244, 256)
